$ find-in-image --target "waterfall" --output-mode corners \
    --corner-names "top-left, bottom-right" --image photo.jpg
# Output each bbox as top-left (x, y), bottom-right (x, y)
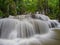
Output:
top-left (49, 20), bottom-right (59, 28)
top-left (17, 21), bottom-right (35, 38)
top-left (0, 18), bottom-right (20, 39)
top-left (24, 19), bottom-right (49, 34)
top-left (34, 14), bottom-right (60, 28)
top-left (0, 18), bottom-right (35, 39)
top-left (35, 14), bottom-right (50, 21)
top-left (0, 14), bottom-right (60, 45)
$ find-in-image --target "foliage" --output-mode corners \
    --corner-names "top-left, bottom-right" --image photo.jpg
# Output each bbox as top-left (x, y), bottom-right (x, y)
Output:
top-left (16, 0), bottom-right (26, 14)
top-left (0, 10), bottom-right (4, 17)
top-left (0, 0), bottom-right (59, 19)
top-left (9, 0), bottom-right (17, 16)
top-left (0, 0), bottom-right (9, 18)
top-left (0, 0), bottom-right (17, 17)
top-left (24, 0), bottom-right (37, 13)
top-left (48, 0), bottom-right (59, 19)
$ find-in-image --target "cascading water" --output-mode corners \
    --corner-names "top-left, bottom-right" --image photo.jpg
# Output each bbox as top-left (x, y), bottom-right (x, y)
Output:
top-left (0, 14), bottom-right (60, 45)
top-left (0, 18), bottom-right (35, 39)
top-left (0, 18), bottom-right (20, 39)
top-left (17, 21), bottom-right (35, 38)
top-left (35, 14), bottom-right (50, 21)
top-left (34, 14), bottom-right (60, 28)
top-left (49, 20), bottom-right (59, 28)
top-left (24, 18), bottom-right (49, 34)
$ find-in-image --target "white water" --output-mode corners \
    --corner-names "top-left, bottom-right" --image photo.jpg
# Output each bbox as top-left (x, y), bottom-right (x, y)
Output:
top-left (0, 14), bottom-right (60, 45)
top-left (24, 19), bottom-right (49, 34)
top-left (17, 21), bottom-right (35, 38)
top-left (0, 28), bottom-right (60, 45)
top-left (35, 14), bottom-right (50, 21)
top-left (9, 14), bottom-right (60, 28)
top-left (0, 18), bottom-right (35, 39)
top-left (0, 19), bottom-right (20, 39)
top-left (34, 14), bottom-right (60, 28)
